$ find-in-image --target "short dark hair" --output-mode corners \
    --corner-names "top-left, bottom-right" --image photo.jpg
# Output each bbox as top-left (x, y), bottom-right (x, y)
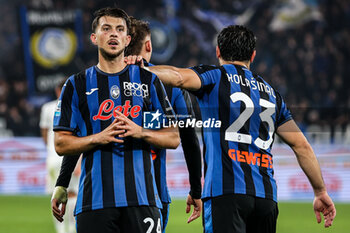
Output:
top-left (91, 7), bottom-right (130, 34)
top-left (217, 25), bottom-right (256, 62)
top-left (125, 17), bottom-right (151, 56)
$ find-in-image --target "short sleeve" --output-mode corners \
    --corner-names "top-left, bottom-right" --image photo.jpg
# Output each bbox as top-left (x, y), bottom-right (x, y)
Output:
top-left (189, 65), bottom-right (220, 97)
top-left (275, 91), bottom-right (293, 127)
top-left (53, 77), bottom-right (80, 133)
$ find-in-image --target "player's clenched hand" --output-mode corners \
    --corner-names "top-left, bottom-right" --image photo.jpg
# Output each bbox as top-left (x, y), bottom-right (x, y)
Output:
top-left (186, 194), bottom-right (202, 223)
top-left (114, 110), bottom-right (143, 139)
top-left (95, 118), bottom-right (125, 144)
top-left (313, 191), bottom-right (336, 228)
top-left (124, 55), bottom-right (144, 68)
top-left (51, 186), bottom-right (68, 222)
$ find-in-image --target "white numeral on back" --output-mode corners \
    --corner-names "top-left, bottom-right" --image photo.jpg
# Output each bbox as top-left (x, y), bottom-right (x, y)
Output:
top-left (143, 217), bottom-right (154, 233)
top-left (225, 92), bottom-right (275, 149)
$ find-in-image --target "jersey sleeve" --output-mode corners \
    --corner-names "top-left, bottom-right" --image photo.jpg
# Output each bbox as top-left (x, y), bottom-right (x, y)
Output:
top-left (275, 91), bottom-right (293, 127)
top-left (172, 88), bottom-right (195, 120)
top-left (150, 76), bottom-right (176, 124)
top-left (189, 65), bottom-right (220, 97)
top-left (53, 77), bottom-right (80, 133)
top-left (179, 126), bottom-right (202, 198)
top-left (55, 155), bottom-right (80, 188)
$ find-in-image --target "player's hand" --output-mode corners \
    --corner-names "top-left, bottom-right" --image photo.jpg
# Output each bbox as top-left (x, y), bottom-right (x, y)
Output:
top-left (186, 194), bottom-right (202, 223)
top-left (124, 55), bottom-right (144, 68)
top-left (51, 186), bottom-right (68, 222)
top-left (114, 110), bottom-right (143, 139)
top-left (95, 118), bottom-right (126, 144)
top-left (313, 191), bottom-right (336, 228)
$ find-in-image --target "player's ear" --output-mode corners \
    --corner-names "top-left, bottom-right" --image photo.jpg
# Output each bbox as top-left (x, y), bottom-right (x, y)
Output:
top-left (250, 50), bottom-right (256, 63)
top-left (125, 35), bottom-right (131, 47)
top-left (216, 46), bottom-right (221, 59)
top-left (90, 33), bottom-right (97, 45)
top-left (145, 40), bottom-right (152, 52)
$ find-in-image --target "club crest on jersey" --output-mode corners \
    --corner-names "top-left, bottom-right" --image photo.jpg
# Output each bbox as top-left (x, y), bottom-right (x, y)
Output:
top-left (110, 85), bottom-right (120, 99)
top-left (123, 82), bottom-right (149, 98)
top-left (93, 100), bottom-right (141, 121)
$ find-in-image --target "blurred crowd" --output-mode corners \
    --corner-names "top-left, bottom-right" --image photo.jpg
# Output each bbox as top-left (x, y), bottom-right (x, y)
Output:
top-left (0, 0), bottom-right (349, 140)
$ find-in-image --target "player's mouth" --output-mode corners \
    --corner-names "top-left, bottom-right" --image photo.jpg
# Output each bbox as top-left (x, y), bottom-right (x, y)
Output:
top-left (108, 40), bottom-right (119, 47)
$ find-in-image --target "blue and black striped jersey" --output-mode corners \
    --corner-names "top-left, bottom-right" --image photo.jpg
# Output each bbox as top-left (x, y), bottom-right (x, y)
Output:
top-left (190, 64), bottom-right (292, 202)
top-left (53, 65), bottom-right (175, 215)
top-left (152, 85), bottom-right (200, 203)
top-left (144, 61), bottom-right (201, 203)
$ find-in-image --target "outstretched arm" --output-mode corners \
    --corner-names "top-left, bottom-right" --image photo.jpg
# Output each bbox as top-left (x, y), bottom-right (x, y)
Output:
top-left (125, 55), bottom-right (201, 90)
top-left (277, 120), bottom-right (336, 227)
top-left (146, 66), bottom-right (201, 91)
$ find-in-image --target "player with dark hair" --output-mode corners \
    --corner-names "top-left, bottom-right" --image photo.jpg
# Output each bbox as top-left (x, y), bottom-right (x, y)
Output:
top-left (126, 17), bottom-right (152, 62)
top-left (125, 17), bottom-right (202, 230)
top-left (127, 25), bottom-right (336, 233)
top-left (51, 16), bottom-right (202, 232)
top-left (53, 7), bottom-right (179, 233)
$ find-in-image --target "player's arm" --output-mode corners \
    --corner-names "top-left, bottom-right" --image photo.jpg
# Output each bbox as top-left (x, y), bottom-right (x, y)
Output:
top-left (54, 118), bottom-right (125, 155)
top-left (51, 155), bottom-right (80, 222)
top-left (140, 126), bottom-right (180, 149)
top-left (115, 69), bottom-right (180, 149)
top-left (125, 55), bottom-right (201, 91)
top-left (180, 127), bottom-right (202, 198)
top-left (114, 110), bottom-right (180, 149)
top-left (277, 120), bottom-right (336, 227)
top-left (180, 127), bottom-right (202, 222)
top-left (175, 90), bottom-right (202, 199)
top-left (56, 155), bottom-right (80, 188)
top-left (146, 65), bottom-right (201, 91)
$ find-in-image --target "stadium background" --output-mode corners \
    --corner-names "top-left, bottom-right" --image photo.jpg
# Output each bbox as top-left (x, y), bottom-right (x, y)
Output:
top-left (0, 0), bottom-right (349, 232)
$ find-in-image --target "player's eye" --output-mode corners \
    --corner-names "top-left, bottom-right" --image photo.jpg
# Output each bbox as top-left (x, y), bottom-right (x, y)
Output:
top-left (102, 27), bottom-right (109, 31)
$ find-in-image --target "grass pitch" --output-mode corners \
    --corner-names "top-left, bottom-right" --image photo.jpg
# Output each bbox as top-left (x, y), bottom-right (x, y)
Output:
top-left (0, 195), bottom-right (348, 233)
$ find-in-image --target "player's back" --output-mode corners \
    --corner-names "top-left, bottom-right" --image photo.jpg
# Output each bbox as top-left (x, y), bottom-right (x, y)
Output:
top-left (190, 64), bottom-right (292, 202)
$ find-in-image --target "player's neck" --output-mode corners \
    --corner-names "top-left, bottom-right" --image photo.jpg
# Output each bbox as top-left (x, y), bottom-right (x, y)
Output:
top-left (140, 51), bottom-right (151, 63)
top-left (97, 53), bottom-right (127, 74)
top-left (220, 60), bottom-right (250, 70)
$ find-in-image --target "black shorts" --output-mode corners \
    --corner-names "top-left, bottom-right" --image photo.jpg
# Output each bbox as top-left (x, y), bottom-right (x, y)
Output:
top-left (160, 202), bottom-right (170, 232)
top-left (203, 194), bottom-right (278, 233)
top-left (76, 206), bottom-right (162, 233)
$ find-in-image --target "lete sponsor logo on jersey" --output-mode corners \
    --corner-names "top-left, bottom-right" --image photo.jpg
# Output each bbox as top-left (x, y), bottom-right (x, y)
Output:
top-left (93, 100), bottom-right (141, 121)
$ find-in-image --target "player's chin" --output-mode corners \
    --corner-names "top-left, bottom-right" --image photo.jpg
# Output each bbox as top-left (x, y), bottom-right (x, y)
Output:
top-left (100, 47), bottom-right (124, 60)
